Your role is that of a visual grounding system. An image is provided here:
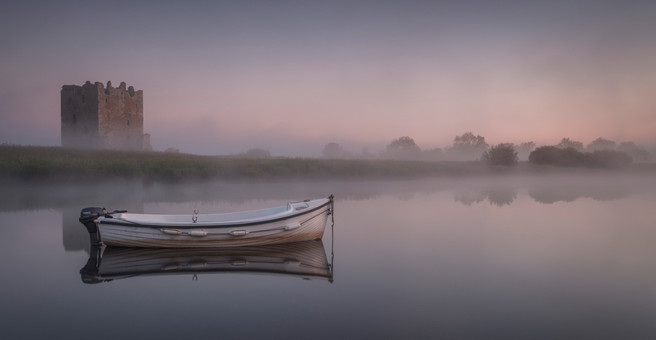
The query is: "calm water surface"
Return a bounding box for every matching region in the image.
[1,175,655,339]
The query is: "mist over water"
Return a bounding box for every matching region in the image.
[1,174,655,338]
[2,173,653,210]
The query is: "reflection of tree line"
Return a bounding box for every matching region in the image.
[453,188,517,207]
[0,178,645,251]
[0,180,461,212]
[2,179,644,213]
[527,185,632,204]
[453,184,632,206]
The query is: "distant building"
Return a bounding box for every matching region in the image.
[61,81,151,150]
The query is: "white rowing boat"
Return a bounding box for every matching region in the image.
[79,195,333,248]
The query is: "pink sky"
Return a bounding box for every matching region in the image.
[1,1,655,156]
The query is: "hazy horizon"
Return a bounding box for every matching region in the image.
[1,0,655,156]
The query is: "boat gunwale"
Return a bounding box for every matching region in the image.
[98,199,332,229]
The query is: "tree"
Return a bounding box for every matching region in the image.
[556,138,584,151]
[449,132,489,160]
[515,141,536,161]
[322,142,351,159]
[481,143,518,166]
[453,132,488,151]
[587,137,616,151]
[384,136,422,160]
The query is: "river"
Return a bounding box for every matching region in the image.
[1,174,655,339]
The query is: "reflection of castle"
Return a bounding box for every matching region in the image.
[61,81,151,150]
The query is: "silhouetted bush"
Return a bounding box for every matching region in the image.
[529,146,631,168]
[583,150,632,167]
[529,146,580,166]
[618,142,652,162]
[481,143,518,166]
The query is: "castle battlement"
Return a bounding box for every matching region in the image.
[61,81,150,150]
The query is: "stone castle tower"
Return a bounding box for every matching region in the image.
[61,81,151,150]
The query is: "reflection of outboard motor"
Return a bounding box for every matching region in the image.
[79,207,105,246]
[80,245,104,284]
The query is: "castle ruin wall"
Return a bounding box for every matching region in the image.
[61,81,147,150]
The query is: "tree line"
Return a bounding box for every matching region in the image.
[322,134,653,168]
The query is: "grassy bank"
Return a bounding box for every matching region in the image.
[0,145,484,181]
[1,145,653,182]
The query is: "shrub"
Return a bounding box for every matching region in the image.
[529,146,632,168]
[583,150,632,168]
[529,147,576,166]
[618,142,652,162]
[481,143,518,166]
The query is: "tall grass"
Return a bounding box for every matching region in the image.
[1,145,650,182]
[0,145,496,182]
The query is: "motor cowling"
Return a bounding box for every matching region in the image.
[79,207,105,245]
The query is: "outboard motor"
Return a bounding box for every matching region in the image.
[79,207,105,246]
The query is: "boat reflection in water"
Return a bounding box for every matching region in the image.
[81,239,334,284]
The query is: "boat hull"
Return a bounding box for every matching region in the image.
[92,197,332,248]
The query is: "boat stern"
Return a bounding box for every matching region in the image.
[79,207,105,246]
